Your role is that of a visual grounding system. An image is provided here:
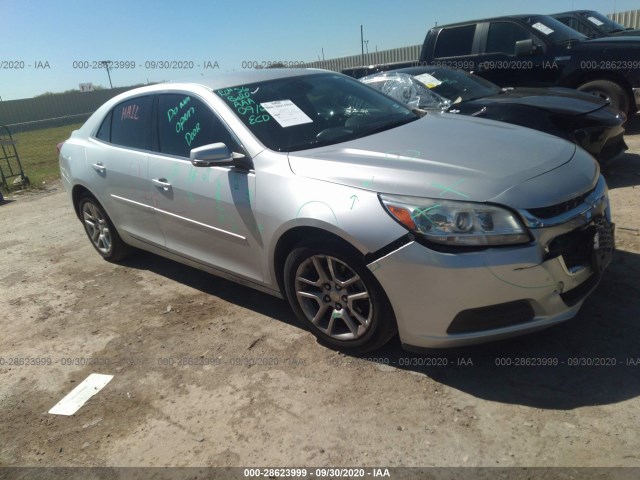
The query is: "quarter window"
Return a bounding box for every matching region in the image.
[486,22,533,54]
[158,94,239,158]
[95,111,112,142]
[110,96,153,150]
[434,25,476,58]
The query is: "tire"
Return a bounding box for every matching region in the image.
[78,194,130,262]
[284,239,397,352]
[577,80,631,115]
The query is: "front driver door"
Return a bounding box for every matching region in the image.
[477,21,558,87]
[148,92,264,282]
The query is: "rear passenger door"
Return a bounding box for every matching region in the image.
[86,95,163,247]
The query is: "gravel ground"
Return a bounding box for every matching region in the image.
[0,116,639,473]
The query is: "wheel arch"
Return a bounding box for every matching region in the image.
[272,226,366,297]
[275,225,399,351]
[566,70,635,112]
[71,184,94,219]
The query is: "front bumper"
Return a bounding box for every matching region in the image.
[369,176,613,350]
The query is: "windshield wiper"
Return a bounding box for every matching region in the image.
[350,116,420,140]
[558,37,584,45]
[285,138,342,152]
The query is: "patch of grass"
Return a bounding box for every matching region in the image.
[1,123,84,191]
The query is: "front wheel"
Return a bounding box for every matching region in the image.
[284,239,396,352]
[577,80,631,115]
[78,194,130,262]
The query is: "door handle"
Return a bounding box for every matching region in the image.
[92,162,106,173]
[152,178,172,190]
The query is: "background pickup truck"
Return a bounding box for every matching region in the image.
[344,14,640,115]
[550,10,640,38]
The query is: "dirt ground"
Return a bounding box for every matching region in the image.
[1,116,639,472]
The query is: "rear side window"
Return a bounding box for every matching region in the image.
[110,96,153,150]
[486,22,533,54]
[157,93,239,158]
[95,111,112,142]
[434,25,476,58]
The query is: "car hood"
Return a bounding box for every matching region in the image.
[471,87,609,115]
[574,36,640,49]
[288,113,578,203]
[612,29,640,37]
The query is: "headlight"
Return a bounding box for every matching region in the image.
[380,194,530,246]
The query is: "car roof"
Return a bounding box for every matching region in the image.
[117,68,332,97]
[550,10,597,16]
[434,14,552,28]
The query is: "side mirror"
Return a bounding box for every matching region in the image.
[514,39,535,56]
[190,142,247,168]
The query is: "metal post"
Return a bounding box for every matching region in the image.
[101,60,113,89]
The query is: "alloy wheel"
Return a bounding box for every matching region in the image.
[82,201,112,254]
[294,255,373,340]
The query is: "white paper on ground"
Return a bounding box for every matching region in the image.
[260,100,313,128]
[49,373,113,416]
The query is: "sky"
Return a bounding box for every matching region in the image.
[1,0,638,100]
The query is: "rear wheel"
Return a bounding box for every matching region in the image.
[78,194,130,262]
[577,79,631,115]
[284,239,396,352]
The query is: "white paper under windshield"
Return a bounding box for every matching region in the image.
[260,100,313,128]
[532,22,554,35]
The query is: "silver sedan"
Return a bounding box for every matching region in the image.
[59,69,614,352]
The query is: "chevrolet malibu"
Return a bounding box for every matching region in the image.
[59,69,614,352]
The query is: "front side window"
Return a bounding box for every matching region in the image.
[110,96,153,150]
[434,25,476,58]
[157,94,239,158]
[486,22,532,54]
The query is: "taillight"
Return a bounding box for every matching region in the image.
[56,142,64,153]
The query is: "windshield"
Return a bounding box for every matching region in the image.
[215,73,418,152]
[403,68,501,103]
[521,15,588,43]
[360,72,451,110]
[580,11,628,33]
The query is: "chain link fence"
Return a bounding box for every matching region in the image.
[0,119,87,193]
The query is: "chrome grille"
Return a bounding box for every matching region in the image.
[526,187,596,219]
